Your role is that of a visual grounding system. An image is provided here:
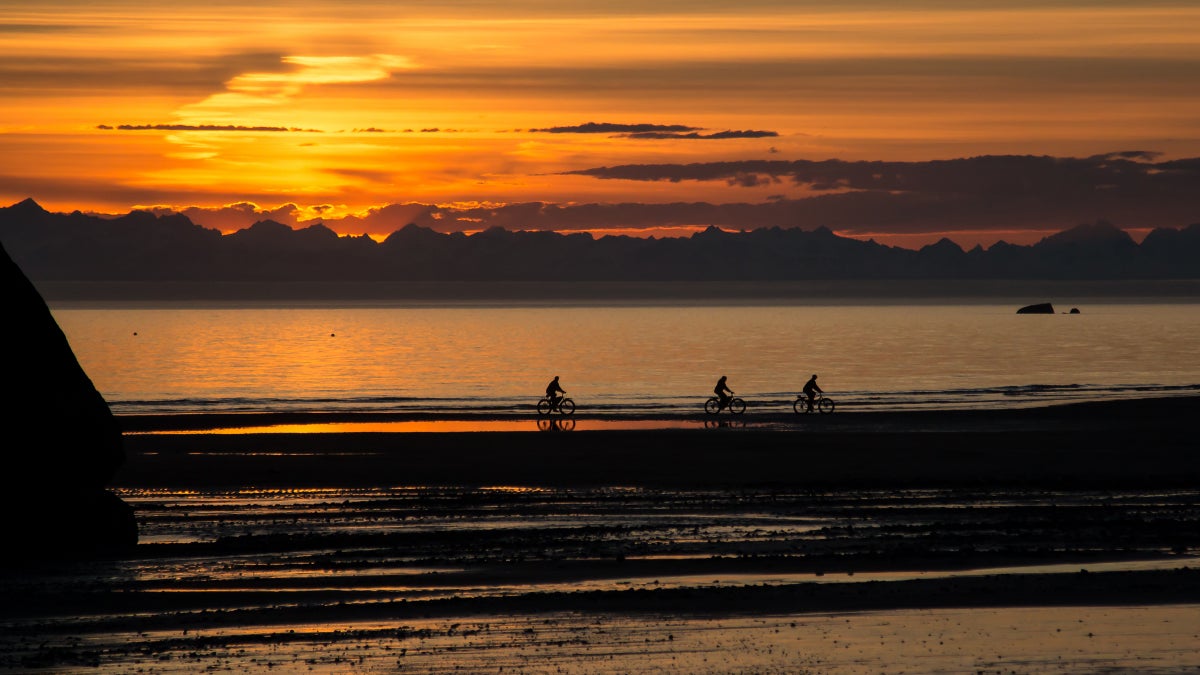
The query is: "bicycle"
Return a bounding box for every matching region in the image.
[705,394,746,415]
[793,391,835,414]
[536,394,576,416]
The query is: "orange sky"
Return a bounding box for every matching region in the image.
[2,1,1199,248]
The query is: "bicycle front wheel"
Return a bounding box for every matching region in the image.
[704,397,721,415]
[536,398,552,416]
[558,398,576,415]
[818,398,835,414]
[728,397,746,415]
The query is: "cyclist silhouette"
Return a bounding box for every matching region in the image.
[802,373,823,412]
[714,375,733,410]
[546,375,566,410]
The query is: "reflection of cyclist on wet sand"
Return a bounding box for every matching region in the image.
[803,373,823,412]
[714,375,733,410]
[546,376,565,409]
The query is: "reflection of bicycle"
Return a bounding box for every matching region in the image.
[705,395,746,415]
[537,395,576,416]
[793,391,835,414]
[538,418,576,432]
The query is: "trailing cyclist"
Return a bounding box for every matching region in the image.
[714,375,733,410]
[802,373,823,412]
[546,375,566,410]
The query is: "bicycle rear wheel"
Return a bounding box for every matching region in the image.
[728,397,746,415]
[704,397,721,415]
[793,397,811,414]
[536,398,552,416]
[818,398,835,414]
[558,398,576,415]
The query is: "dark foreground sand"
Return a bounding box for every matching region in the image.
[3,396,1198,673]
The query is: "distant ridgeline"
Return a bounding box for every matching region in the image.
[2,198,1198,283]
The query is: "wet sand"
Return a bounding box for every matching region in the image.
[3,396,1198,673]
[115,395,1200,489]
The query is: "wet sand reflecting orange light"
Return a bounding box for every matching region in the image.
[135,418,708,434]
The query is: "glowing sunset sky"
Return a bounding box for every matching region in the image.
[2,1,1199,247]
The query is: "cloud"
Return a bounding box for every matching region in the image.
[539,152,1199,238]
[13,151,1198,247]
[525,123,779,140]
[1091,150,1161,162]
[564,154,1199,198]
[0,22,83,35]
[135,203,306,232]
[530,122,701,134]
[624,130,779,140]
[0,174,312,214]
[0,52,288,97]
[303,203,441,235]
[177,54,416,121]
[137,201,444,236]
[99,124,323,132]
[325,168,396,184]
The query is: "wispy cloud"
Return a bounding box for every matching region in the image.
[624,130,778,140]
[99,124,322,132]
[527,123,778,140]
[177,54,417,121]
[0,52,287,96]
[530,122,701,134]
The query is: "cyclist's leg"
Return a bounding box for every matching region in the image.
[807,392,815,412]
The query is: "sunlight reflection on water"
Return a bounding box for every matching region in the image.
[51,301,1200,416]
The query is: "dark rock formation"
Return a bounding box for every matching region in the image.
[1069,307,1081,314]
[1017,302,1055,314]
[1,240,137,560]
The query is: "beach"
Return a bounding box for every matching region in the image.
[115,395,1200,489]
[3,396,1198,673]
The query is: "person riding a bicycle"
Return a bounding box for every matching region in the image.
[802,373,823,412]
[714,375,733,410]
[546,375,566,410]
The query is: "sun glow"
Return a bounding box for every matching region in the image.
[2,2,1199,243]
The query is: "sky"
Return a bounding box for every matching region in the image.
[2,0,1199,248]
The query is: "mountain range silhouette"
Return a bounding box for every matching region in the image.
[2,198,1197,286]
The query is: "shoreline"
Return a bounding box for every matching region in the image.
[116,393,1198,432]
[114,395,1200,489]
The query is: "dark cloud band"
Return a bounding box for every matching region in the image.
[624,130,778,140]
[530,122,701,133]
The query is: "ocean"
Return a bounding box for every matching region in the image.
[47,286,1200,417]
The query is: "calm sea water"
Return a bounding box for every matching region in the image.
[49,297,1200,416]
